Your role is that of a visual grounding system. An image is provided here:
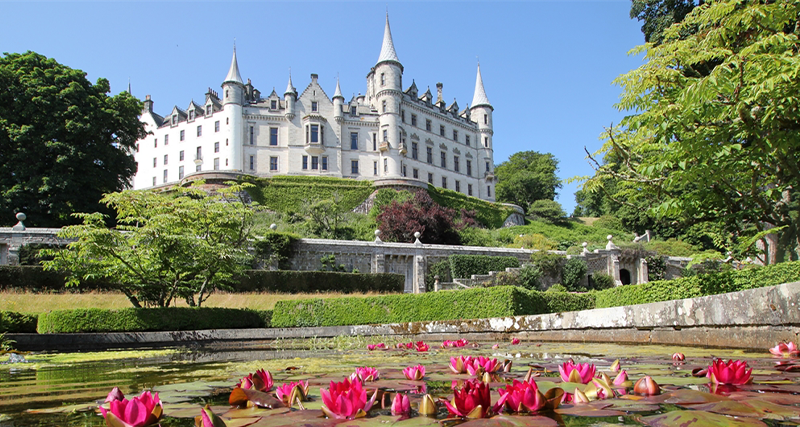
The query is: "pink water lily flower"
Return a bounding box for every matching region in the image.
[367,343,386,351]
[707,359,753,385]
[511,338,521,345]
[415,341,430,352]
[493,379,546,414]
[442,339,469,348]
[466,357,500,376]
[449,355,474,374]
[444,379,492,418]
[320,378,377,419]
[391,393,411,415]
[105,386,125,403]
[612,370,631,387]
[351,366,379,382]
[100,390,163,427]
[199,406,226,427]
[402,364,425,380]
[633,376,661,396]
[769,342,800,358]
[275,380,310,404]
[558,360,596,384]
[238,369,273,392]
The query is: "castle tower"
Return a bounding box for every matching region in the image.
[369,14,404,178]
[222,46,245,171]
[470,63,495,200]
[284,72,296,120]
[332,77,344,123]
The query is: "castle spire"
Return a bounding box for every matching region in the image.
[471,62,491,109]
[376,13,400,65]
[223,45,244,85]
[333,77,344,99]
[284,69,295,95]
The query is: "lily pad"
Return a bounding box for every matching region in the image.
[458,414,559,427]
[640,410,767,426]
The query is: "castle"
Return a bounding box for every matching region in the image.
[133,15,497,201]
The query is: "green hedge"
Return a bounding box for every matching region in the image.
[245,176,374,214]
[0,266,115,292]
[449,255,520,279]
[271,286,594,328]
[37,307,272,333]
[427,185,516,229]
[234,271,404,293]
[594,261,800,308]
[0,310,38,333]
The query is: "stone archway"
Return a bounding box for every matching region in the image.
[620,268,631,285]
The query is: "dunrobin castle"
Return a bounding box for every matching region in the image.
[133,15,497,201]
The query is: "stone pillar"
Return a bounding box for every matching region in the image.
[611,254,622,286]
[6,243,20,266]
[639,258,649,284]
[415,255,426,293]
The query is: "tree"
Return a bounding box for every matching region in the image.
[584,1,800,264]
[527,200,566,223]
[375,191,474,245]
[0,52,145,227]
[630,0,700,45]
[494,151,561,213]
[42,182,255,307]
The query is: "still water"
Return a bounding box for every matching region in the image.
[0,340,796,426]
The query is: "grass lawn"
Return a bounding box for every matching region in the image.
[0,290,387,314]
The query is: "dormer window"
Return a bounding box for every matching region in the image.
[189,111,195,120]
[206,105,212,115]
[271,100,277,109]
[172,115,177,125]
[351,106,357,116]
[311,101,318,112]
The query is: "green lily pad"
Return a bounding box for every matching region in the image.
[640,410,767,426]
[25,402,97,414]
[458,414,559,427]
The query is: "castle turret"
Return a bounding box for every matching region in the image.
[284,72,296,120]
[222,47,245,171]
[370,14,404,178]
[332,77,344,122]
[470,63,495,200]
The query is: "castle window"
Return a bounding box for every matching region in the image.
[380,73,385,86]
[484,114,488,124]
[164,135,169,145]
[196,146,202,160]
[402,164,407,177]
[412,142,418,160]
[153,177,156,186]
[215,121,220,132]
[454,156,460,173]
[226,90,229,99]
[322,156,328,170]
[172,116,177,125]
[302,155,308,170]
[351,160,359,175]
[163,169,168,183]
[225,159,228,166]
[163,154,168,165]
[428,173,433,184]
[455,181,461,192]
[214,142,219,153]
[439,125,445,137]
[154,138,157,148]
[249,155,254,170]
[271,100,277,109]
[465,135,470,146]
[401,110,405,123]
[250,126,254,145]
[441,176,447,189]
[206,105,212,115]
[372,134,377,151]
[484,136,489,147]
[307,125,320,143]
[350,132,358,150]
[486,161,490,172]
[373,161,378,176]
[453,129,458,141]
[383,158,388,173]
[153,157,157,167]
[382,100,386,113]
[180,150,184,161]
[196,164,201,172]
[180,130,185,141]
[226,118,229,125]
[214,158,220,170]
[426,147,432,164]
[426,119,431,132]
[487,185,491,197]
[197,125,202,137]
[467,159,472,176]
[468,184,473,196]
[178,166,184,180]
[411,114,417,127]
[311,156,318,170]
[311,101,318,112]
[440,152,446,168]
[351,106,357,115]
[383,129,388,142]
[189,111,195,120]
[270,156,278,171]
[413,168,418,179]
[270,128,278,146]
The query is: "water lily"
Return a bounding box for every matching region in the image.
[609,359,621,372]
[511,338,521,345]
[391,393,411,415]
[444,379,492,418]
[105,387,124,403]
[418,394,437,416]
[415,341,430,352]
[449,355,474,374]
[572,387,591,404]
[466,357,500,376]
[492,344,500,349]
[238,369,273,392]
[442,339,469,348]
[558,360,596,384]
[402,364,425,380]
[367,343,386,351]
[100,390,162,427]
[396,342,414,349]
[707,359,753,385]
[612,370,631,387]
[198,405,227,427]
[769,342,799,358]
[633,375,661,396]
[672,352,686,362]
[351,367,379,382]
[493,379,547,414]
[275,381,310,405]
[320,378,377,419]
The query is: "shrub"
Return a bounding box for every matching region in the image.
[589,273,614,290]
[253,232,299,269]
[271,286,594,328]
[646,256,667,281]
[495,220,626,248]
[518,265,542,290]
[528,200,566,223]
[593,215,623,231]
[562,258,588,291]
[644,239,699,257]
[37,307,272,333]
[245,176,374,214]
[594,260,800,308]
[529,251,564,282]
[425,260,452,290]
[376,191,466,244]
[546,283,568,293]
[369,189,414,218]
[426,185,516,229]
[457,227,497,247]
[234,271,404,293]
[0,266,114,292]
[0,311,38,333]
[509,233,557,250]
[449,255,520,279]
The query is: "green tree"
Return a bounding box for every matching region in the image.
[585,0,800,264]
[527,200,566,224]
[42,182,255,307]
[0,52,145,227]
[495,151,561,213]
[630,0,700,45]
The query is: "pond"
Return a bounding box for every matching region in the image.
[1,338,798,426]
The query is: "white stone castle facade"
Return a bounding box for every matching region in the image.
[133,16,497,201]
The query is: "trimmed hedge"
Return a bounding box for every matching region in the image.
[427,185,516,229]
[234,271,404,293]
[271,286,594,328]
[245,176,374,214]
[0,310,38,333]
[0,266,71,291]
[449,255,520,279]
[37,307,272,333]
[594,261,800,308]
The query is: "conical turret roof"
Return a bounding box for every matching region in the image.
[377,14,400,65]
[471,63,491,109]
[333,78,344,99]
[284,72,296,96]
[223,47,244,85]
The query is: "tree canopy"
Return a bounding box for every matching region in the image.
[42,182,255,307]
[0,52,145,227]
[630,0,700,45]
[494,151,561,213]
[583,0,800,264]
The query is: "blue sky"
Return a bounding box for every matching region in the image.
[2,1,646,214]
